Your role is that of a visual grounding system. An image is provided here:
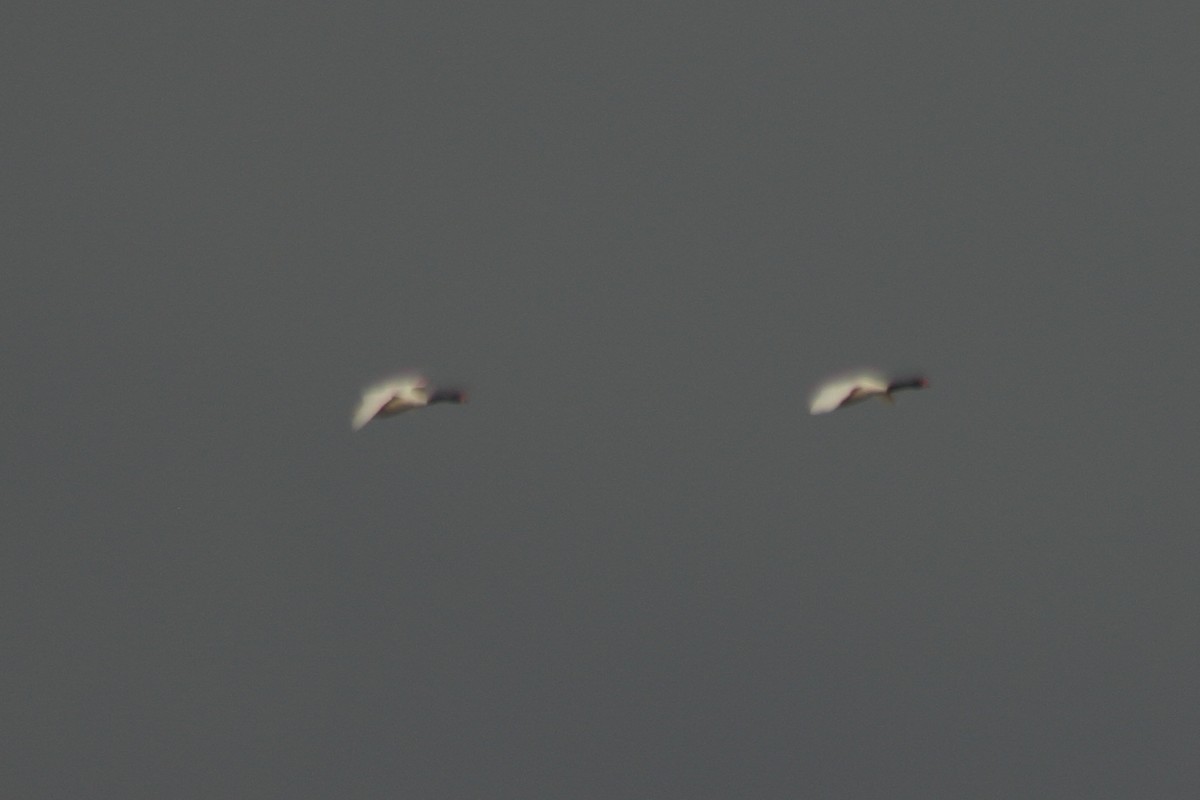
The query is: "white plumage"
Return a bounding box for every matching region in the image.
[809,370,928,415]
[352,374,466,430]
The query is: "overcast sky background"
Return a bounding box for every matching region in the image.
[5,3,1198,798]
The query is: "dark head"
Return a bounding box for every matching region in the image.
[887,376,929,393]
[427,388,468,405]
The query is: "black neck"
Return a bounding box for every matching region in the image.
[887,377,926,392]
[427,389,466,405]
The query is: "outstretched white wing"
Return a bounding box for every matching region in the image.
[809,371,888,414]
[352,385,400,430]
[351,375,429,430]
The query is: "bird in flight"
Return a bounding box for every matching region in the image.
[352,374,467,430]
[809,370,929,415]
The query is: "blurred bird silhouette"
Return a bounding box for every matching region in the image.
[809,370,928,415]
[352,374,467,430]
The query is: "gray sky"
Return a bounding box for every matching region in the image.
[5,3,1198,797]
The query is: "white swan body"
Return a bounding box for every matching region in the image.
[352,374,466,430]
[809,370,928,415]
